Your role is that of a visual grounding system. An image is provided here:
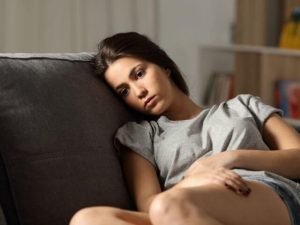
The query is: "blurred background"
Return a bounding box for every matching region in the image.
[0,0,300,128]
[0,0,235,104]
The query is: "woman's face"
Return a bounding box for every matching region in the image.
[104,57,175,115]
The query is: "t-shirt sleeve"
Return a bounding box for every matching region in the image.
[114,121,156,166]
[235,94,283,131]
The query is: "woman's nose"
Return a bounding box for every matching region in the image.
[132,84,147,99]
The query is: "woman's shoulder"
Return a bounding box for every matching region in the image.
[221,94,282,128]
[204,94,267,120]
[117,118,159,135]
[221,94,269,113]
[205,94,255,114]
[225,94,281,114]
[226,94,259,106]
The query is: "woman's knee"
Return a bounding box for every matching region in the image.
[149,189,204,224]
[69,206,120,225]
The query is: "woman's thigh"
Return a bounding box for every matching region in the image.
[168,180,291,225]
[70,206,151,225]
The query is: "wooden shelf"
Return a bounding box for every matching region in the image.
[204,1,300,129]
[200,44,300,127]
[200,44,300,106]
[201,44,300,57]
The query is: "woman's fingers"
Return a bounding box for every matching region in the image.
[224,179,251,196]
[186,166,252,197]
[214,168,251,196]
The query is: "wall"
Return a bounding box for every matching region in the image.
[158,0,235,104]
[0,0,235,104]
[0,0,158,52]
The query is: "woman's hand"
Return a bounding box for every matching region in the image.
[183,152,251,196]
[185,151,238,177]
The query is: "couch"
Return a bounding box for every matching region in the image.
[0,53,137,225]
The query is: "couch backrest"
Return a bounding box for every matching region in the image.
[0,53,135,225]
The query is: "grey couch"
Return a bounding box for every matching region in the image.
[0,53,137,225]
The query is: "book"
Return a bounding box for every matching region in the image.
[275,79,300,119]
[204,71,235,106]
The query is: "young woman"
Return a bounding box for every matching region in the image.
[70,32,300,225]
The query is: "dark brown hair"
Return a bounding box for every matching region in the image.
[95,32,189,95]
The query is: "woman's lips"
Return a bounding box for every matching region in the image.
[144,95,157,109]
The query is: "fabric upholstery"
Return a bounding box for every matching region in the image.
[0,53,135,225]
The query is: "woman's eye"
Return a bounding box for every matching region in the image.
[135,70,145,79]
[119,88,129,97]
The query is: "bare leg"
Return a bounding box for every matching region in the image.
[70,206,152,225]
[149,181,291,225]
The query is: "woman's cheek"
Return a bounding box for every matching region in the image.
[127,99,144,112]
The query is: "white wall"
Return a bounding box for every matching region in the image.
[0,0,235,104]
[157,0,235,104]
[0,0,158,52]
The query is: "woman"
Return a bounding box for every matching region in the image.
[70,32,300,225]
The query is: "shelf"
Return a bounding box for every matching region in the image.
[200,44,300,107]
[200,44,300,131]
[201,44,300,57]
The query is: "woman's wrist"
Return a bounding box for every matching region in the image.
[226,150,243,169]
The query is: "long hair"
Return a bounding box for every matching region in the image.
[95,32,189,95]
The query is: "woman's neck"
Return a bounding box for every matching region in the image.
[163,90,203,121]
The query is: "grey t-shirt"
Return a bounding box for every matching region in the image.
[115,94,300,202]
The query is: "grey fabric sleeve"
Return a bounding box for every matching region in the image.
[114,121,156,166]
[237,94,283,131]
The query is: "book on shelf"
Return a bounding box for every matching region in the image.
[204,71,235,106]
[275,79,300,119]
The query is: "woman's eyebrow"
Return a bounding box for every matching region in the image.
[114,64,142,90]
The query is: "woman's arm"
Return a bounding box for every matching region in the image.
[233,113,300,179]
[120,145,162,213]
[185,113,300,181]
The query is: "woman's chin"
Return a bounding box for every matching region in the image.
[132,100,166,116]
[140,106,164,116]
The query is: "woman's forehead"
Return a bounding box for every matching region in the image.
[104,57,144,85]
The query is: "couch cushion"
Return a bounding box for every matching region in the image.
[0,53,135,225]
